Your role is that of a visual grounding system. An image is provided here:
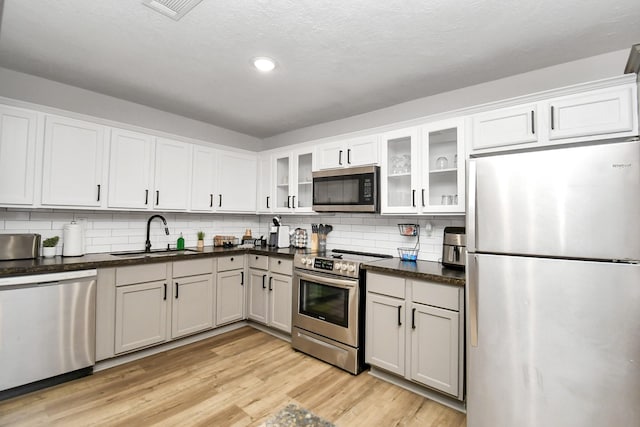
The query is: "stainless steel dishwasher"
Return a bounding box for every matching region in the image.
[0,269,97,399]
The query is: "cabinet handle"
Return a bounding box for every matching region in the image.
[262,274,266,289]
[163,283,167,300]
[230,257,234,261]
[338,150,343,166]
[287,195,291,208]
[145,189,149,205]
[266,196,270,209]
[397,305,402,326]
[156,190,159,205]
[240,271,244,285]
[421,189,425,207]
[292,195,296,208]
[218,194,222,207]
[550,106,555,130]
[175,282,179,299]
[531,110,535,134]
[97,184,101,202]
[269,276,273,291]
[411,307,416,329]
[256,256,259,260]
[347,148,351,164]
[412,189,416,207]
[210,194,213,207]
[278,260,281,265]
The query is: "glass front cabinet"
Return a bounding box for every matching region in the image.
[380,118,465,214]
[273,149,313,214]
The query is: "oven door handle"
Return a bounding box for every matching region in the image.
[294,270,357,289]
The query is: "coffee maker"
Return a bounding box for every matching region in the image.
[442,226,466,270]
[268,216,290,248]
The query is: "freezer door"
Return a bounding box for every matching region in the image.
[468,140,640,260]
[466,254,640,427]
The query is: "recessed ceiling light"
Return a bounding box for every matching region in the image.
[253,57,276,72]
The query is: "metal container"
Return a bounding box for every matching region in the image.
[0,234,41,260]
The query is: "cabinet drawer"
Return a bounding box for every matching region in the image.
[367,272,405,299]
[116,263,167,286]
[249,254,269,270]
[173,258,213,277]
[217,255,243,272]
[411,280,460,311]
[269,257,292,276]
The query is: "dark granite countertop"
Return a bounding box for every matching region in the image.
[0,246,308,278]
[362,258,465,286]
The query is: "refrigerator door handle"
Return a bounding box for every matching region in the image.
[467,159,477,252]
[469,254,479,347]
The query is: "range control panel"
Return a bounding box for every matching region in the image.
[294,255,359,278]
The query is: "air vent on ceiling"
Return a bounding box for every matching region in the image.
[142,0,204,21]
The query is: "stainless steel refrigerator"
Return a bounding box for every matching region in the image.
[466,138,640,427]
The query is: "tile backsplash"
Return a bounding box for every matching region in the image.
[0,209,464,261]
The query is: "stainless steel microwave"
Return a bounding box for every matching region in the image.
[312,165,379,212]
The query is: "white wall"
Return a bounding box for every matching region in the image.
[0,67,262,152]
[263,49,631,149]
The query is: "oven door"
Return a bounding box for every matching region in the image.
[293,269,359,347]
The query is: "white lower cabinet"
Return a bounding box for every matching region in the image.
[171,274,214,339]
[115,280,168,354]
[216,255,245,325]
[366,272,464,400]
[247,255,292,333]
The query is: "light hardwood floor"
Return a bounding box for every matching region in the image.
[0,327,466,426]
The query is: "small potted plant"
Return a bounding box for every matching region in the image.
[42,236,59,258]
[197,231,205,251]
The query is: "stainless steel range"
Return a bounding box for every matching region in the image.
[291,249,391,374]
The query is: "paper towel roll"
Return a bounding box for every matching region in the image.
[63,221,85,257]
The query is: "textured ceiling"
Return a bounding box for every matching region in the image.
[0,0,639,138]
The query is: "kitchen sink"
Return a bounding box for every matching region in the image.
[110,248,200,258]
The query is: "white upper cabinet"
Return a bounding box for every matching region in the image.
[216,150,257,212]
[273,148,313,214]
[381,119,465,214]
[190,145,217,212]
[547,85,635,140]
[108,128,154,210]
[41,115,108,207]
[314,135,378,170]
[256,152,273,213]
[470,76,638,154]
[153,137,192,211]
[0,106,37,206]
[472,103,538,150]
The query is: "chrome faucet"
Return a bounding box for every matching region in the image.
[145,215,170,252]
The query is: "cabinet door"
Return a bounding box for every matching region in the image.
[171,275,214,339]
[154,137,192,211]
[410,302,459,396]
[0,106,37,205]
[269,273,292,333]
[472,103,538,150]
[420,118,465,213]
[548,86,635,140]
[293,150,313,212]
[344,136,378,167]
[216,150,257,212]
[256,153,272,213]
[315,140,344,170]
[108,128,154,209]
[247,268,268,324]
[365,293,405,375]
[380,127,419,214]
[216,270,244,325]
[115,280,168,354]
[41,115,107,207]
[273,153,292,212]
[190,145,216,212]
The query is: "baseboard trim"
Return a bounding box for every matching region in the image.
[247,321,291,342]
[368,367,466,414]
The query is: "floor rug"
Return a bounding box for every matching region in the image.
[261,403,336,427]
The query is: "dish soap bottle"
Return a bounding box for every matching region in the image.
[177,233,185,250]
